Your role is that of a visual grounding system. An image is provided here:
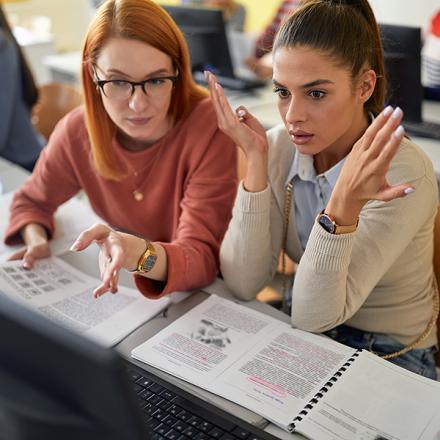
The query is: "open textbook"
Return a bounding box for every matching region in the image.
[0,193,102,261]
[0,256,170,347]
[131,295,440,440]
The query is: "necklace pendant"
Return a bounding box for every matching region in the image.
[133,190,143,201]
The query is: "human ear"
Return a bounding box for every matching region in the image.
[358,69,376,103]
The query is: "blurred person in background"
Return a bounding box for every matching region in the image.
[0,4,44,171]
[246,0,301,79]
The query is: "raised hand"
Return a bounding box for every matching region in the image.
[206,70,267,158]
[206,70,269,192]
[326,106,411,226]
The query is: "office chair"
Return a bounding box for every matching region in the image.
[32,82,83,141]
[432,205,440,368]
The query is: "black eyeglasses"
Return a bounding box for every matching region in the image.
[93,66,178,100]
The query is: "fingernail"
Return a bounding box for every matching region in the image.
[393,125,404,138]
[392,107,403,119]
[404,187,415,195]
[383,105,393,116]
[69,241,80,251]
[237,109,246,118]
[204,70,209,81]
[215,82,221,90]
[23,262,31,270]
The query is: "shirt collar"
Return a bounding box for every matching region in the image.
[286,151,315,183]
[286,150,345,190]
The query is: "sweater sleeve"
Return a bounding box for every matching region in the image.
[291,143,438,332]
[134,127,237,298]
[4,112,82,245]
[219,182,280,300]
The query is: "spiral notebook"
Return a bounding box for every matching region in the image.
[131,295,440,440]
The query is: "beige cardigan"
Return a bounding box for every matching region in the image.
[220,124,438,348]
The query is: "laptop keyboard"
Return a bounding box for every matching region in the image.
[403,120,440,140]
[126,364,279,440]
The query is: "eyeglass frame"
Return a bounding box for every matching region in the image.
[92,65,179,99]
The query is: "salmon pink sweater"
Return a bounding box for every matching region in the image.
[5,98,237,298]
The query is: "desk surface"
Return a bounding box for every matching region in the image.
[0,157,29,194]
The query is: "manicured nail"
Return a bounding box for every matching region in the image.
[404,187,415,195]
[393,125,404,138]
[383,105,393,116]
[392,107,403,119]
[69,241,81,251]
[237,109,246,118]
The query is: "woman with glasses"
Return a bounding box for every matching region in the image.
[4,0,237,300]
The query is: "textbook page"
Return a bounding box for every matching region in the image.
[131,295,355,431]
[0,257,170,347]
[0,193,102,261]
[296,350,440,440]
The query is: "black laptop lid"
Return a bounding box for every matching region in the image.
[163,5,235,78]
[380,24,423,123]
[0,293,151,440]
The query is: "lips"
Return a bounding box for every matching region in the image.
[127,117,151,126]
[289,129,314,145]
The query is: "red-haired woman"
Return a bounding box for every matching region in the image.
[5,0,237,299]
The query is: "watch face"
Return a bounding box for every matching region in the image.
[318,214,335,233]
[142,254,157,272]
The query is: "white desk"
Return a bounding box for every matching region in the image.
[14,27,56,86]
[0,157,29,194]
[43,51,81,84]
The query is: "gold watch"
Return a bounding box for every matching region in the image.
[316,209,358,235]
[130,242,158,273]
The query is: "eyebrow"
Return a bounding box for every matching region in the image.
[103,67,172,78]
[273,78,335,88]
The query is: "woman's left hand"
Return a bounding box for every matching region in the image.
[327,106,412,225]
[70,224,144,298]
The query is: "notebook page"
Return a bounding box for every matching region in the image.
[0,256,170,347]
[296,350,440,440]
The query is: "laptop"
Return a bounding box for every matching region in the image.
[163,5,266,92]
[380,23,440,140]
[0,292,279,440]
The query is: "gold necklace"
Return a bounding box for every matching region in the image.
[128,141,165,202]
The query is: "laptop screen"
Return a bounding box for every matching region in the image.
[163,5,235,78]
[380,24,423,123]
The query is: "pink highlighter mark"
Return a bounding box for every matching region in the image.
[247,376,287,398]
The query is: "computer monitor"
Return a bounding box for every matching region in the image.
[163,5,235,78]
[0,293,151,440]
[380,24,423,123]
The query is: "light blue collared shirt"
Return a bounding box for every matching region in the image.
[286,152,345,249]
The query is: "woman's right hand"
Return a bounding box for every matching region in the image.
[8,223,50,269]
[205,71,269,192]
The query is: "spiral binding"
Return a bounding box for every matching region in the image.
[288,350,362,432]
